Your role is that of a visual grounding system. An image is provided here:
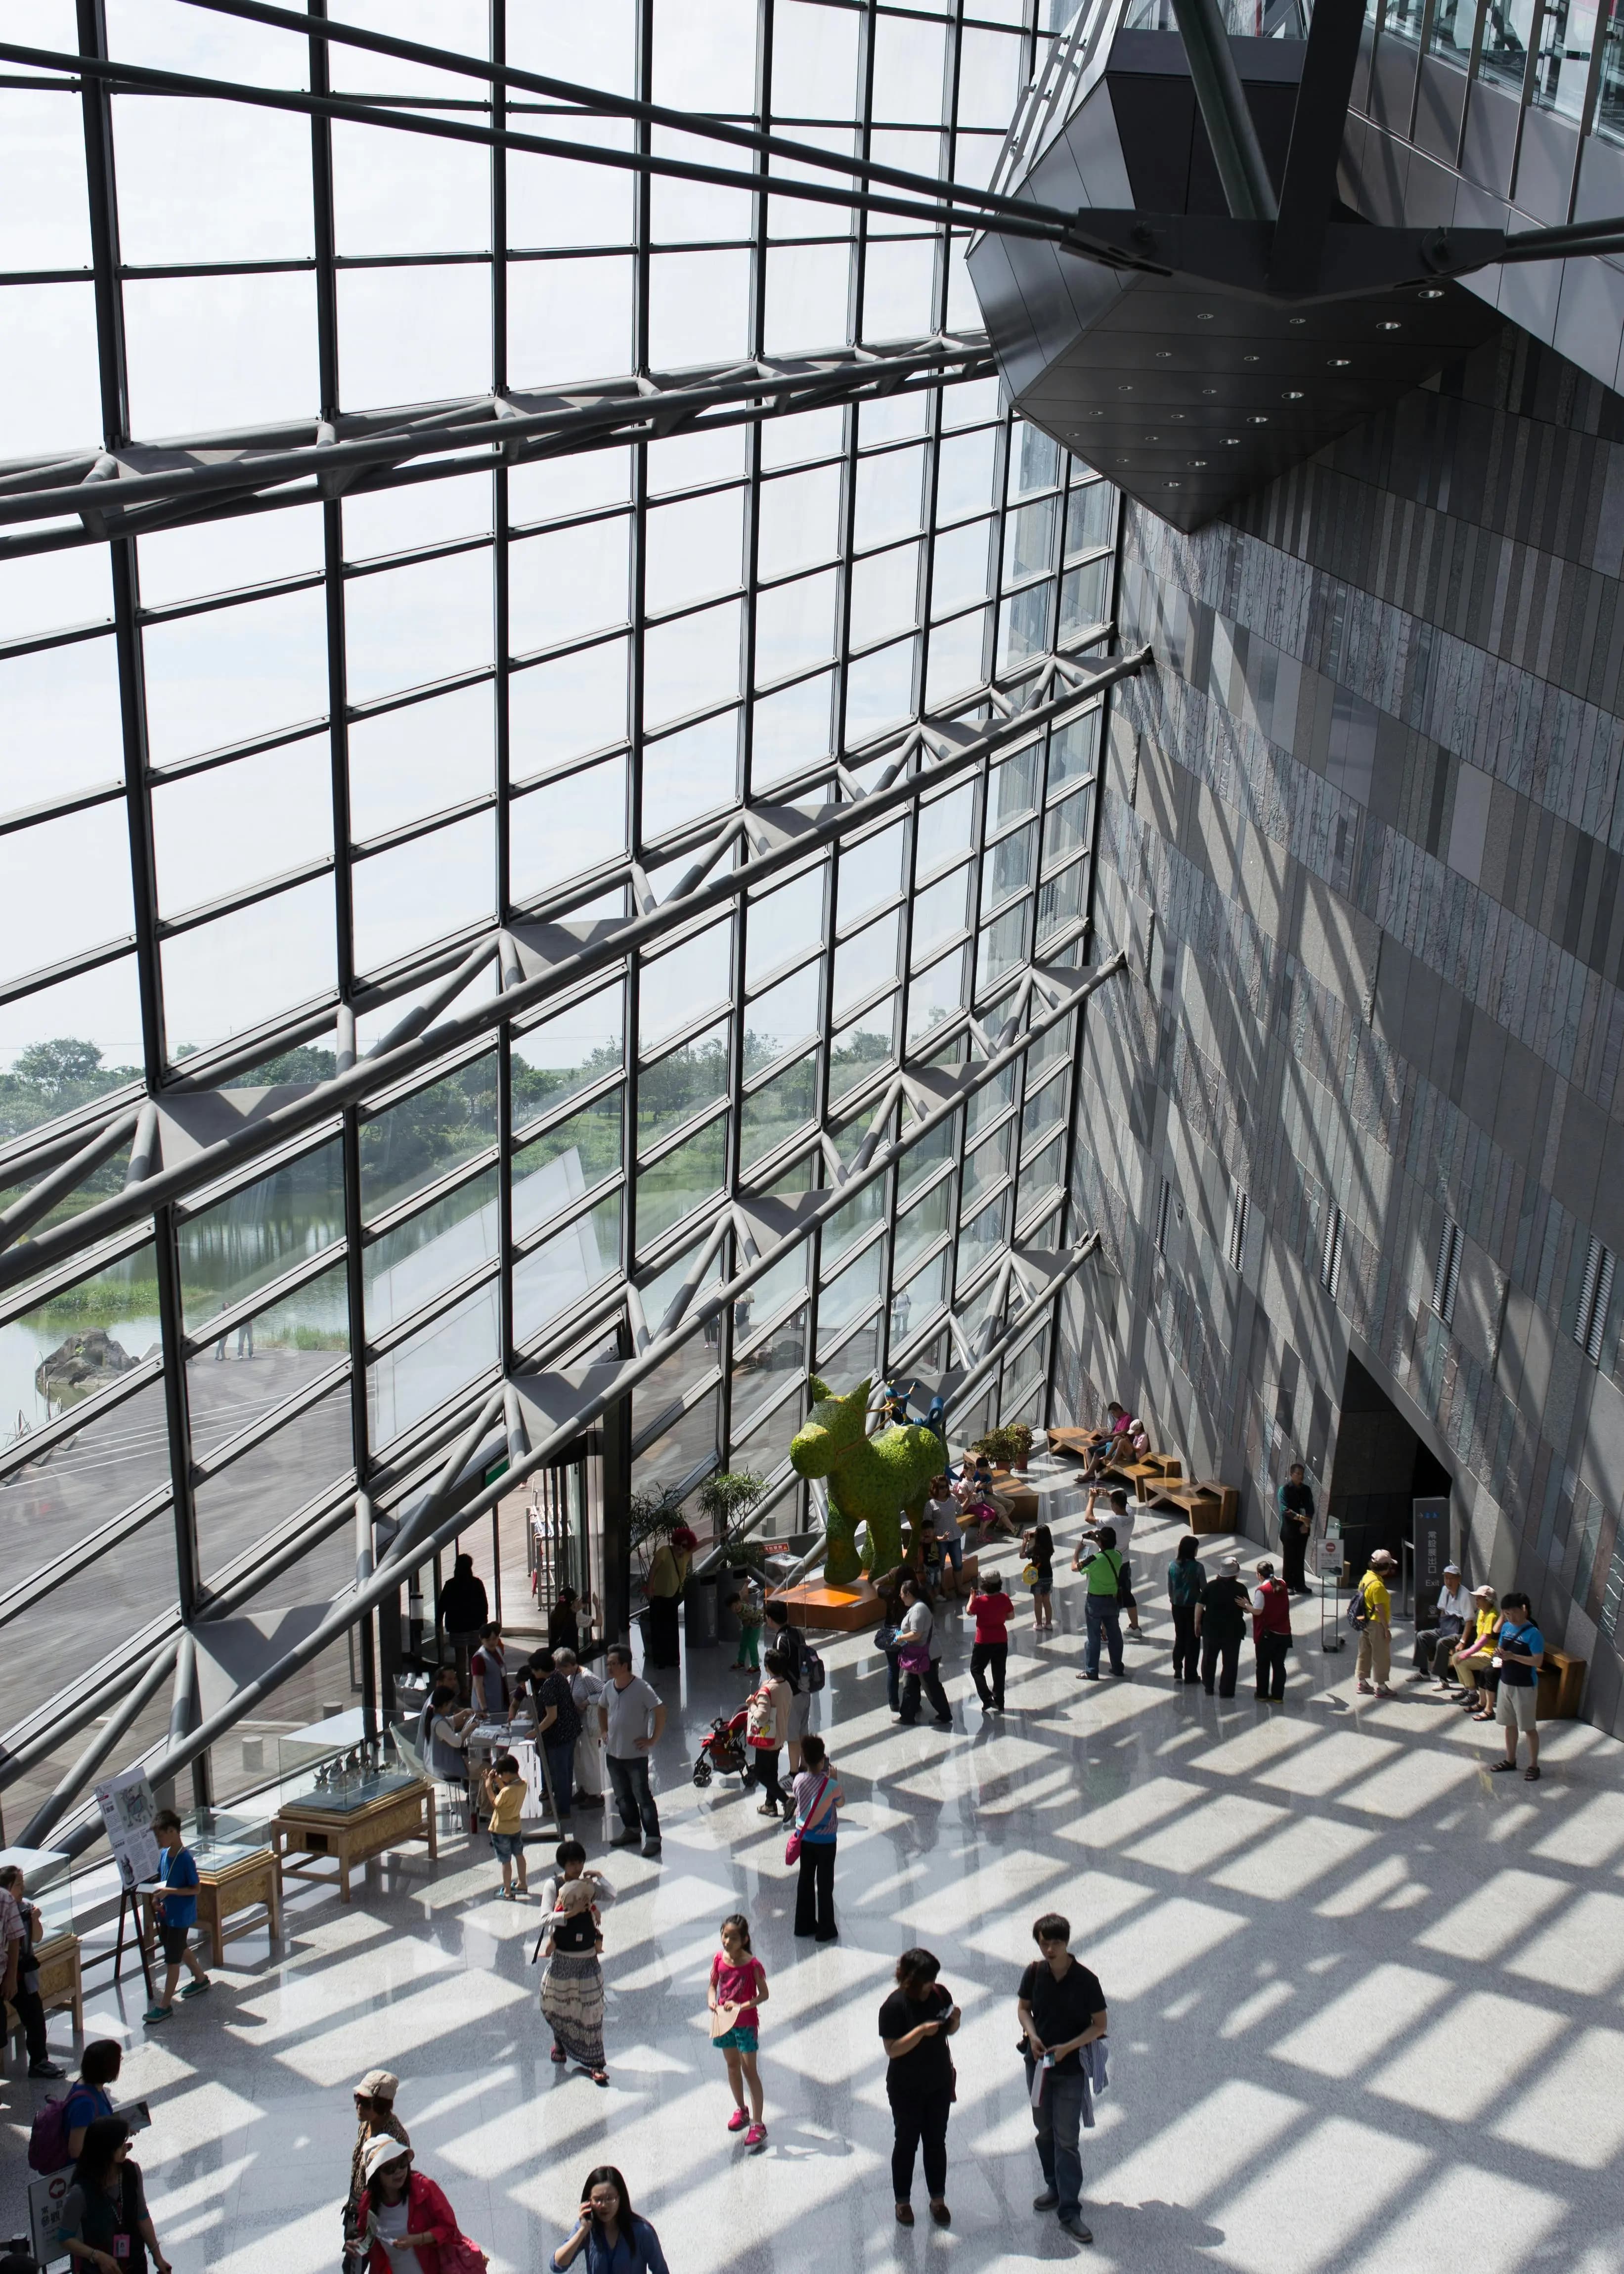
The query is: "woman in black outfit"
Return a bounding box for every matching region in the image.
[878,1947,961,2228]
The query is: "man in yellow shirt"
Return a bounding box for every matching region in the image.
[1355,1549,1397,1696]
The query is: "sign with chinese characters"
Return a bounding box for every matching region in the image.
[93,1763,162,1892]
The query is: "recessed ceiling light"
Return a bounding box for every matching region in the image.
[1288,316,1308,326]
[1378,320,1402,331]
[1166,480,1182,488]
[1196,312,1215,321]
[1328,356,1351,367]
[1243,353,1262,363]
[1118,383,1134,393]
[1201,387,1219,397]
[1418,287,1444,299]
[1223,436,1241,445]
[1189,459,1208,467]
[1155,350,1173,359]
[1248,414,1269,424]
[1282,390,1304,400]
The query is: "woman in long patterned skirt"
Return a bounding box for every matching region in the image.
[535,1842,613,2086]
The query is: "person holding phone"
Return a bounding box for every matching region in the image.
[550,2167,670,2274]
[1018,1913,1108,2244]
[878,1948,961,2227]
[1488,1591,1545,1782]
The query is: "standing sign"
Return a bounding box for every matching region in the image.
[29,2166,73,2265]
[1313,1514,1344,1578]
[93,1763,161,1891]
[1412,1496,1450,1624]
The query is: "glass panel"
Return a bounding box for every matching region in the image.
[931,516,995,617]
[829,995,895,1100]
[363,1055,498,1222]
[1003,495,1059,586]
[999,580,1053,668]
[977,901,1031,995]
[640,920,732,1049]
[631,1385,720,1501]
[745,1236,811,1322]
[1020,1131,1066,1205]
[0,639,123,827]
[1531,0,1600,110]
[964,1121,1014,1211]
[1038,859,1088,943]
[817,1306,881,1381]
[911,865,972,964]
[1477,0,1537,89]
[636,1116,727,1250]
[907,947,967,1044]
[968,1063,1017,1139]
[345,548,493,703]
[1046,784,1095,866]
[957,1191,1010,1283]
[730,1383,804,1481]
[1008,422,1061,501]
[758,465,843,579]
[838,823,906,926]
[349,684,494,842]
[178,1143,344,1336]
[162,876,337,1058]
[639,1020,731,1155]
[194,1382,354,1585]
[895,1177,953,1276]
[510,641,629,780]
[364,1170,498,1339]
[646,488,745,614]
[746,963,821,1068]
[890,1245,947,1344]
[351,811,496,977]
[511,984,624,1127]
[897,1107,956,1209]
[510,755,627,904]
[642,712,740,841]
[746,868,826,987]
[142,588,329,767]
[188,1261,349,1465]
[854,446,926,549]
[1061,557,1111,642]
[850,541,921,644]
[512,1092,624,1238]
[752,671,835,784]
[508,519,631,653]
[368,1279,500,1448]
[756,570,839,684]
[818,1239,884,1339]
[1,804,134,993]
[741,1051,818,1165]
[1049,708,1100,792]
[643,598,744,731]
[834,909,901,1015]
[1065,481,1115,556]
[732,1303,808,1431]
[823,1177,886,1273]
[513,1193,622,1345]
[981,818,1038,916]
[916,781,976,876]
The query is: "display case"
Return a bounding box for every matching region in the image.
[275,1708,422,1817]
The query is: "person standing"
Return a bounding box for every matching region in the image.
[896,1577,953,1726]
[1197,1555,1250,1698]
[925,1476,966,1597]
[535,1653,582,1824]
[1075,1492,1143,1636]
[63,2042,123,2164]
[1354,1549,1398,1698]
[643,1524,697,1670]
[417,1683,475,1825]
[535,1840,616,2083]
[1416,1561,1472,1683]
[345,2071,409,2266]
[0,1865,63,2076]
[967,1571,1013,1710]
[1076,1525,1127,1681]
[599,1645,664,1857]
[875,1571,908,1715]
[790,1734,841,1941]
[142,1811,211,2025]
[550,2168,670,2274]
[1017,1913,1107,2245]
[1023,1523,1055,1633]
[1250,1560,1292,1701]
[354,2139,468,2274]
[763,1600,812,1771]
[1488,1592,1545,1782]
[707,1913,769,2149]
[1276,1463,1315,1595]
[555,1650,606,1805]
[470,1624,509,1717]
[743,1650,793,1819]
[1167,1537,1204,1686]
[730,1569,765,1674]
[437,1553,488,1684]
[878,1948,960,2228]
[58,2118,172,2274]
[483,1754,529,1898]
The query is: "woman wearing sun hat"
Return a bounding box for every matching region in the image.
[345,2071,410,2265]
[354,2136,473,2274]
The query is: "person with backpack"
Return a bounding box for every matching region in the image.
[64,2042,123,2163]
[58,2117,171,2274]
[1075,1525,1128,1680]
[1197,1555,1250,1697]
[1352,1548,1398,1697]
[896,1577,953,1726]
[790,1734,842,1941]
[1166,1537,1204,1685]
[743,1649,794,1817]
[1251,1560,1293,1700]
[763,1599,820,1771]
[0,1864,62,2078]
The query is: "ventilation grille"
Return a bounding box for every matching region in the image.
[1433,1218,1461,1327]
[1319,1204,1345,1299]
[1576,1235,1616,1366]
[1227,1186,1249,1272]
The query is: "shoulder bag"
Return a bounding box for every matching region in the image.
[784,1773,831,1866]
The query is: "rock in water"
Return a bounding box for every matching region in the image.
[36,1329,135,1409]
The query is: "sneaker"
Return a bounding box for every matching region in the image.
[1033,2190,1060,2212]
[28,2059,65,2078]
[641,1840,662,1858]
[1374,1685,1394,1698]
[608,1829,640,1847]
[1059,2215,1094,2244]
[1356,1680,1373,1694]
[728,2107,749,2132]
[180,1978,212,1998]
[142,2005,173,2024]
[745,2121,767,2150]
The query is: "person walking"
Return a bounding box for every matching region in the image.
[897,1577,953,1726]
[1276,1463,1315,1596]
[1023,1523,1055,1633]
[1354,1549,1397,1697]
[0,1865,62,2077]
[743,1649,793,1818]
[707,1912,769,2150]
[599,1645,664,1857]
[1167,1537,1204,1686]
[967,1570,1014,1710]
[875,1570,908,1714]
[534,1653,582,1824]
[550,2168,670,2274]
[790,1734,841,1942]
[1018,1914,1108,2246]
[925,1475,966,1597]
[142,1811,211,2024]
[58,2118,172,2274]
[1198,1555,1250,1697]
[437,1553,488,1685]
[483,1754,530,1898]
[1251,1560,1293,1700]
[1076,1525,1127,1681]
[879,1948,961,2228]
[535,1846,611,2087]
[354,2138,470,2273]
[63,2042,123,2164]
[643,1524,697,1670]
[1415,1561,1472,1684]
[1488,1592,1545,1782]
[763,1600,813,1771]
[345,2071,409,2269]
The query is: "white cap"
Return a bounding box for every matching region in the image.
[1220,1554,1240,1573]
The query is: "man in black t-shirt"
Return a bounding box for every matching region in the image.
[1198,1555,1251,1697]
[1017,1912,1107,2243]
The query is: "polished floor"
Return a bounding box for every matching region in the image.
[5,1461,1624,2274]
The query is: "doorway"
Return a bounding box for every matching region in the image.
[1326,1354,1451,1579]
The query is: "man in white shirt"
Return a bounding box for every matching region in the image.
[897,1578,953,1727]
[599,1646,665,1857]
[1415,1562,1474,1685]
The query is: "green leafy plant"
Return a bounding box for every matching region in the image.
[972,1422,1032,1468]
[697,1470,768,1571]
[629,1482,689,1571]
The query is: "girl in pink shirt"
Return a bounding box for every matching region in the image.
[708,1912,770,2149]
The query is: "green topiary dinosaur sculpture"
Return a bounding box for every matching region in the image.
[790,1375,946,1586]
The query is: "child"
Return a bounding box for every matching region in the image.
[484,1752,529,1899]
[1022,1522,1054,1632]
[535,1843,613,2085]
[708,1912,769,2150]
[731,1571,765,1674]
[143,1809,211,2024]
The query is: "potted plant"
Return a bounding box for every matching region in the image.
[698,1471,768,1641]
[972,1424,1032,1471]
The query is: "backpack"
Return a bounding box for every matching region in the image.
[1347,1584,1372,1630]
[28,2093,71,2174]
[801,1641,827,1694]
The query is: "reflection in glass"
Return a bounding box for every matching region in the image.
[907,948,967,1043]
[368,1279,499,1449]
[639,920,732,1050]
[895,1177,952,1277]
[1049,708,1100,792]
[818,1238,884,1340]
[1476,0,1537,89]
[514,1194,621,1345]
[179,1142,344,1335]
[982,819,1038,917]
[741,1052,818,1165]
[1065,481,1114,556]
[513,1091,624,1239]
[977,901,1032,995]
[194,1381,354,1581]
[834,909,901,1015]
[829,995,895,1100]
[639,1021,730,1154]
[746,965,821,1069]
[730,1383,804,1481]
[891,1244,947,1344]
[363,1055,497,1222]
[731,1303,807,1433]
[637,1115,727,1250]
[512,984,624,1128]
[364,1168,498,1339]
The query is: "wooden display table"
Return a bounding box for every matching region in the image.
[1537,1650,1586,1720]
[142,1847,281,1969]
[273,1780,436,1905]
[767,1583,882,1633]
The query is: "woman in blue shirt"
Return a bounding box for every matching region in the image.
[64,2039,123,2162]
[551,2167,669,2274]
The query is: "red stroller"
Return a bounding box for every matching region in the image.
[693,1706,749,1786]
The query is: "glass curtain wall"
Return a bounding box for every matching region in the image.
[0,0,1120,1833]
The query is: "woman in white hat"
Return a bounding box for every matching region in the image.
[354,2137,467,2274]
[346,2071,409,2266]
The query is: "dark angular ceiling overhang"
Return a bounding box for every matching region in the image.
[968,24,1505,534]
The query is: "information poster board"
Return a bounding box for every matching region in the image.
[29,2165,73,2265]
[1313,1514,1343,1578]
[93,1763,161,1892]
[1412,1496,1450,1623]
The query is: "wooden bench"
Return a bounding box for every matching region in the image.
[1125,1456,1182,1501]
[1150,1480,1239,1535]
[1537,1650,1585,1720]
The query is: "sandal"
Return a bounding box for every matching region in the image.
[1491,1758,1518,1772]
[551,2045,568,2063]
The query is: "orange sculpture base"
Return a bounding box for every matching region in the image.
[766,1582,883,1632]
